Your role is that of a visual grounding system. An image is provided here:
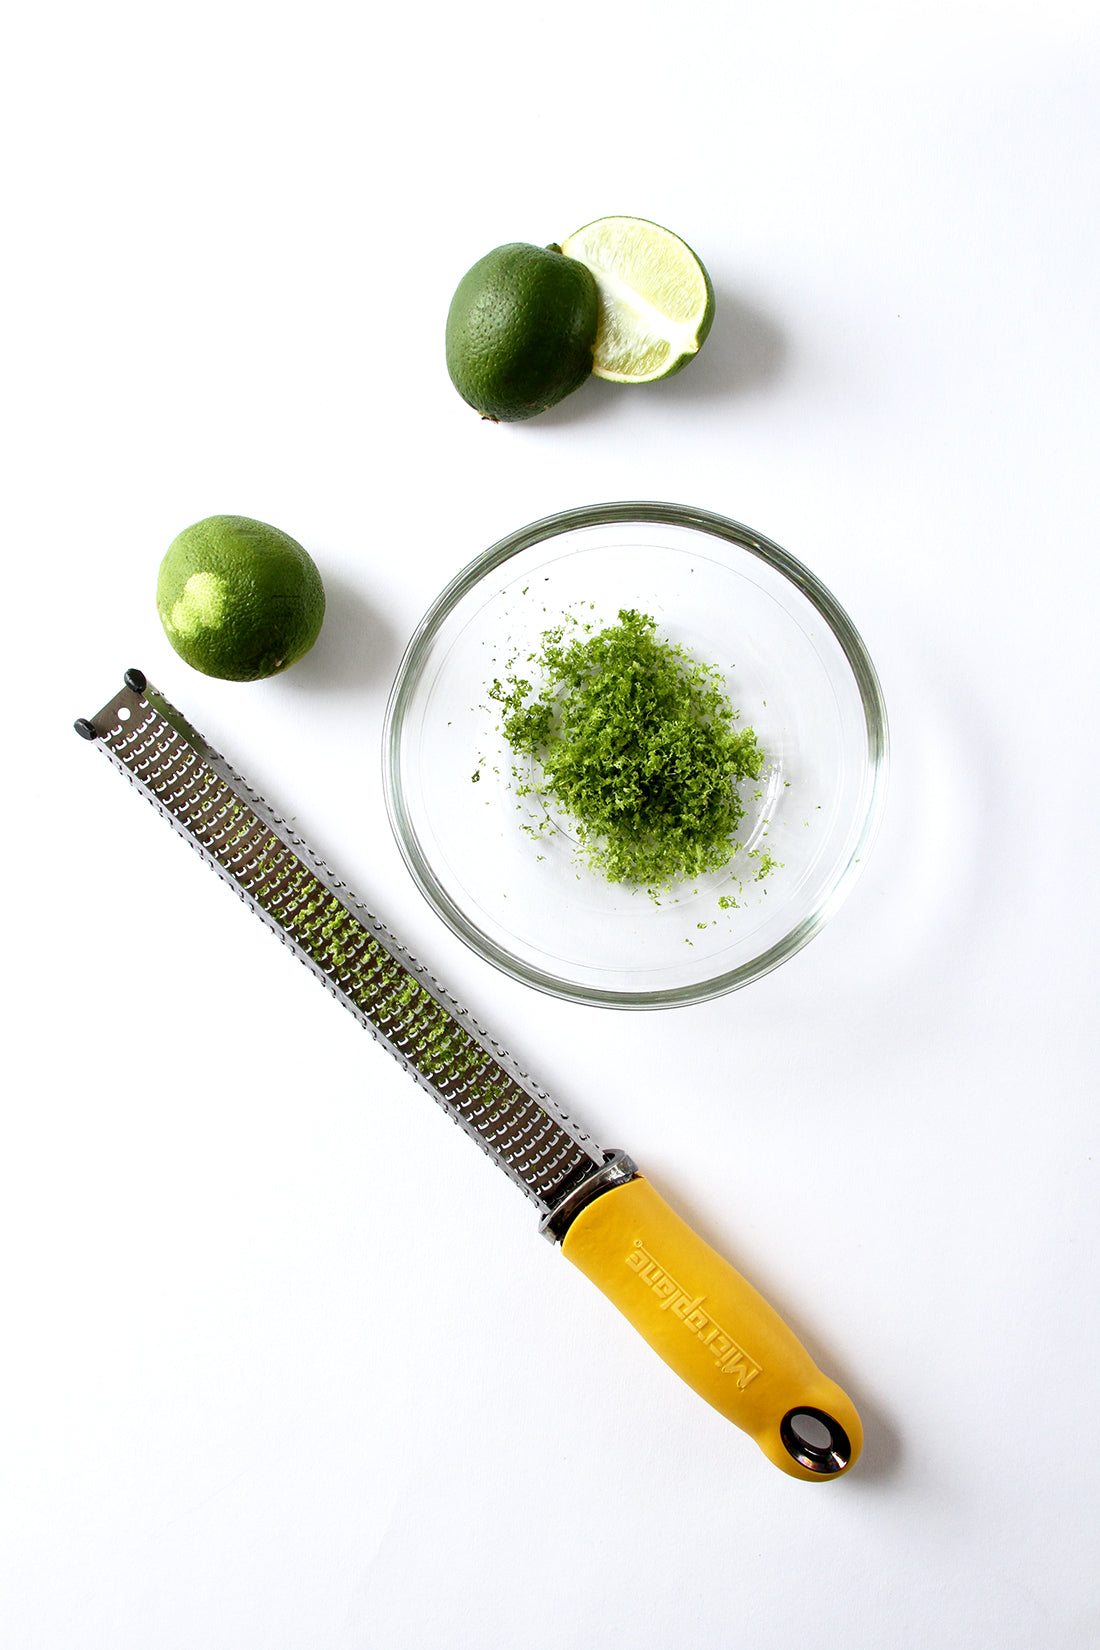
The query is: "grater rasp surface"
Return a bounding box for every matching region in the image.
[80,674,604,1214]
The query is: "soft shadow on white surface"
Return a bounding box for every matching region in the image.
[517,287,789,430]
[282,571,402,696]
[845,602,1026,1032]
[654,287,789,404]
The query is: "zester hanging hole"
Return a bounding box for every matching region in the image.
[779,1407,852,1474]
[118,706,131,721]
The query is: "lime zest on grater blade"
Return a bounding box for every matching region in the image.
[76,670,605,1216]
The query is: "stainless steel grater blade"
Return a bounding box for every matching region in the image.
[75,670,605,1216]
[76,669,865,1481]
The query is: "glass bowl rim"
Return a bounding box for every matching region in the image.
[383,500,889,1009]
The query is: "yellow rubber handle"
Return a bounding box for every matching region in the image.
[561,1176,862,1480]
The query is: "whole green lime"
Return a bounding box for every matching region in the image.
[156,514,325,681]
[445,243,599,421]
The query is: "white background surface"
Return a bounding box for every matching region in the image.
[4,3,1099,1646]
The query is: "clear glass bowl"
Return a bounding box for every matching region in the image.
[383,502,888,1009]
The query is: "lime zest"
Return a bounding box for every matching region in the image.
[492,608,764,893]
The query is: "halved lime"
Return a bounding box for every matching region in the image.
[560,216,715,383]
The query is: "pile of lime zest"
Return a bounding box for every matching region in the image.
[490,608,765,893]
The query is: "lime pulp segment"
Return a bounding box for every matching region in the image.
[561,216,714,383]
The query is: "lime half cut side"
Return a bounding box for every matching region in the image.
[560,216,715,383]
